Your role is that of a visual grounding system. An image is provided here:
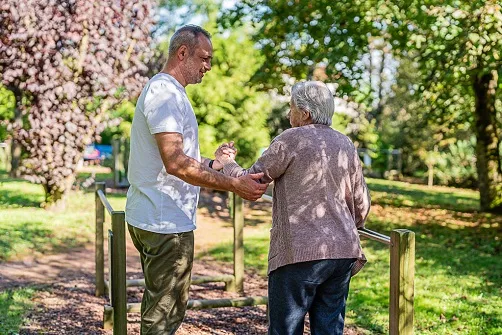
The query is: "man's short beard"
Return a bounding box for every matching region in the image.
[183,58,201,85]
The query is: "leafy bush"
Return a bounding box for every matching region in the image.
[434,138,478,188]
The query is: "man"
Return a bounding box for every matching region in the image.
[125,25,268,334]
[216,81,371,335]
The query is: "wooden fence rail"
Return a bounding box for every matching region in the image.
[95,183,267,333]
[95,182,414,334]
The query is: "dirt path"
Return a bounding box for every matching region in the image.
[4,250,270,335]
[0,192,362,334]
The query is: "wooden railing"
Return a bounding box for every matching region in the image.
[95,183,415,334]
[94,183,267,334]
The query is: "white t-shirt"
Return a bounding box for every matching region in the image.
[125,73,201,234]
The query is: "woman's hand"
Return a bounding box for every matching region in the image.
[215,141,237,165]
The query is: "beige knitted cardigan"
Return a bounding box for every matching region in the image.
[223,124,371,275]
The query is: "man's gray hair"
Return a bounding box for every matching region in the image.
[291,81,335,126]
[168,25,211,58]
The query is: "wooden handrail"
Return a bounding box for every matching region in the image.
[359,228,392,245]
[95,185,414,335]
[97,189,115,215]
[258,192,414,334]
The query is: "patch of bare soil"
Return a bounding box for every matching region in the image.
[1,190,363,334]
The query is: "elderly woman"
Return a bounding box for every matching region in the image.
[216,81,371,335]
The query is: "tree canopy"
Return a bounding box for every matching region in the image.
[222,0,502,212]
[0,0,155,207]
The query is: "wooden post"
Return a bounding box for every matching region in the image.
[105,230,114,330]
[123,139,130,186]
[95,182,106,297]
[228,191,234,219]
[397,149,403,175]
[111,211,127,334]
[103,306,113,330]
[390,229,415,335]
[228,193,244,294]
[108,230,113,302]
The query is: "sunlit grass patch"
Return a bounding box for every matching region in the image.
[196,229,270,276]
[367,178,479,212]
[0,287,35,334]
[0,172,500,334]
[0,175,127,261]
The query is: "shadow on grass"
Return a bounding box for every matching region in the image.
[366,214,501,283]
[75,171,114,182]
[0,185,43,209]
[198,210,501,333]
[0,222,85,262]
[368,181,479,213]
[358,215,502,333]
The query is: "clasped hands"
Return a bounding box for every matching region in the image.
[212,141,237,170]
[213,141,268,201]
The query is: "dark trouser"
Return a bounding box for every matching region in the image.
[268,258,356,335]
[128,225,194,335]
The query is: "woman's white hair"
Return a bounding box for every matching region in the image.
[291,81,335,126]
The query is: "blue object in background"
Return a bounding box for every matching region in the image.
[95,144,113,159]
[84,144,113,161]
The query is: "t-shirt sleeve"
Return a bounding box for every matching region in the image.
[143,84,184,135]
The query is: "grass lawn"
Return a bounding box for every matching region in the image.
[0,168,124,334]
[0,169,123,261]
[0,173,500,334]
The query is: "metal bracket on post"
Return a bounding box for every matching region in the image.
[389,229,415,335]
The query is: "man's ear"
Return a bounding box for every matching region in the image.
[177,45,188,60]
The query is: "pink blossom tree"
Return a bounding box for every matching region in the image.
[0,0,155,208]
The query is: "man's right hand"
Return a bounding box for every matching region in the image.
[233,172,268,201]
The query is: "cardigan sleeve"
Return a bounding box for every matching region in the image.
[351,150,371,228]
[222,138,290,184]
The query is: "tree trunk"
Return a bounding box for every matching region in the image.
[9,88,23,178]
[42,174,76,211]
[472,70,502,213]
[9,140,21,177]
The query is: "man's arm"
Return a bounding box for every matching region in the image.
[155,132,267,201]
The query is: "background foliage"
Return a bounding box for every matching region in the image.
[187,28,271,167]
[0,0,501,211]
[221,0,502,211]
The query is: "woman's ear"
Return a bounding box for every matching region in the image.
[301,110,311,121]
